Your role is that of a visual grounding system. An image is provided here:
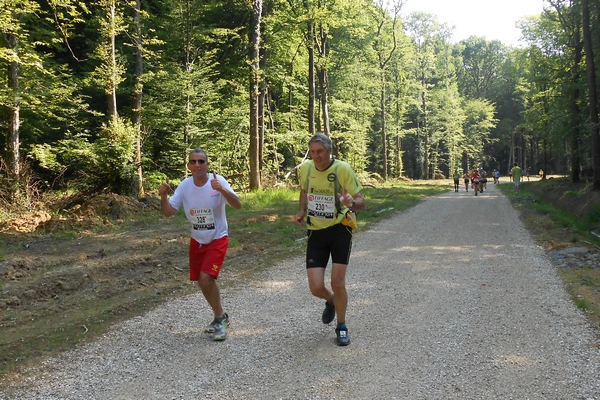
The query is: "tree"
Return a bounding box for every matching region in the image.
[403,11,452,179]
[457,37,507,100]
[1,1,40,181]
[546,0,585,182]
[582,0,600,190]
[371,0,404,180]
[249,0,263,190]
[131,0,144,196]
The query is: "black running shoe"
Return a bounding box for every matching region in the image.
[335,325,350,346]
[322,301,335,324]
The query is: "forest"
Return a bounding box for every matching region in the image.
[1,0,600,216]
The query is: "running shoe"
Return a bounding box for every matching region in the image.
[335,325,350,346]
[213,316,228,341]
[322,301,335,324]
[205,313,229,334]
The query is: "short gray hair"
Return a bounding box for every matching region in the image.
[189,148,208,162]
[308,133,332,152]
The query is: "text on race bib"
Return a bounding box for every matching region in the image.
[188,208,216,230]
[307,195,335,219]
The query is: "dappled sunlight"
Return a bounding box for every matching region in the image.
[493,354,535,368]
[353,297,376,307]
[260,280,295,289]
[169,326,205,335]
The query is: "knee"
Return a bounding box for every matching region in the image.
[309,282,326,297]
[198,273,215,290]
[331,278,346,294]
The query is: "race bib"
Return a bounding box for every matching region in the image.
[188,208,216,230]
[307,194,335,219]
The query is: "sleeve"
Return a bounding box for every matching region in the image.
[298,162,308,191]
[168,180,184,211]
[339,162,363,196]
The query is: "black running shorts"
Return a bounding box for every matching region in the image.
[306,223,353,268]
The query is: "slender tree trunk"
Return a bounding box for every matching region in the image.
[374,1,399,180]
[5,31,20,180]
[132,0,144,196]
[249,0,263,190]
[258,2,268,172]
[318,67,330,136]
[288,60,294,131]
[422,77,429,179]
[316,24,330,136]
[570,35,583,183]
[508,132,514,174]
[305,0,315,135]
[381,77,388,180]
[183,0,192,170]
[107,0,118,125]
[582,0,600,190]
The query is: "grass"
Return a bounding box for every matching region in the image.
[0,179,449,376]
[497,180,600,327]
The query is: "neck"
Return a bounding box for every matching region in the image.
[193,174,209,186]
[315,158,334,172]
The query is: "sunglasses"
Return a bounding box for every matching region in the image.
[188,159,206,164]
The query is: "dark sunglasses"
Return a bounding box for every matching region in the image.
[188,159,206,164]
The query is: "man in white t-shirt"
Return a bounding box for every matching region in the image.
[159,149,241,341]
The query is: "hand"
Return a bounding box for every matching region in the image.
[158,177,171,196]
[294,210,306,226]
[210,172,223,192]
[337,188,353,208]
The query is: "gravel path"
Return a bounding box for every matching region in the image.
[2,183,599,399]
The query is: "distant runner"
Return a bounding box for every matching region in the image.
[511,163,522,194]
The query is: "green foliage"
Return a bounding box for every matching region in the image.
[29,119,137,194]
[2,0,596,196]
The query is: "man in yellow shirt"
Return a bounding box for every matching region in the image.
[511,163,522,193]
[294,133,365,346]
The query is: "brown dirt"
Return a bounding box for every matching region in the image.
[0,193,266,374]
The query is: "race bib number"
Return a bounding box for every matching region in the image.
[307,195,335,219]
[188,208,215,230]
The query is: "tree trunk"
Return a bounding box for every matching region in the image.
[381,77,388,180]
[132,0,144,197]
[582,0,600,190]
[570,30,583,183]
[318,67,330,136]
[258,1,269,172]
[374,1,399,180]
[5,31,20,180]
[422,77,429,179]
[249,0,263,190]
[316,24,330,136]
[183,0,192,170]
[107,0,118,125]
[305,0,315,135]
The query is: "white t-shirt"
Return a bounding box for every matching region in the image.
[168,175,235,244]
